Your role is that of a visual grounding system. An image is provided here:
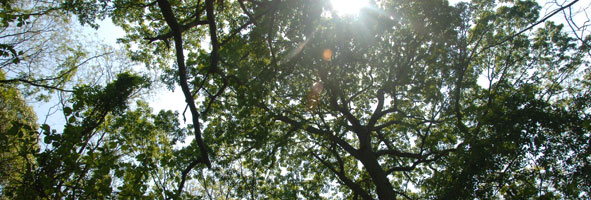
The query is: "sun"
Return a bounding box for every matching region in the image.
[330,0,369,16]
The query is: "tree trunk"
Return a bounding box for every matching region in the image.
[358,149,397,200]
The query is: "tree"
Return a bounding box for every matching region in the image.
[3,72,150,199]
[0,0,132,102]
[0,70,39,199]
[0,2,153,197]
[201,0,591,199]
[553,0,591,56]
[2,0,590,199]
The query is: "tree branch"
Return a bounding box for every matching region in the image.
[376,149,424,159]
[0,78,74,92]
[367,89,385,128]
[237,0,254,20]
[263,106,361,158]
[206,0,220,74]
[156,0,212,197]
[311,152,374,200]
[478,0,580,54]
[219,0,277,47]
[144,19,208,43]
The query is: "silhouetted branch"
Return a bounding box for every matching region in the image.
[156,0,212,198]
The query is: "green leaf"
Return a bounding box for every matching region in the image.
[41,124,51,135]
[63,107,73,116]
[68,116,77,124]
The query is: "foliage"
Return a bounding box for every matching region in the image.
[0,0,135,102]
[1,72,149,199]
[1,0,590,199]
[0,69,39,199]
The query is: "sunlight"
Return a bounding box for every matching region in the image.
[330,0,369,16]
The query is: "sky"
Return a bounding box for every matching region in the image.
[93,19,188,114]
[31,18,188,132]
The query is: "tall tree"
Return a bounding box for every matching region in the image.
[61,0,288,196]
[203,0,591,199]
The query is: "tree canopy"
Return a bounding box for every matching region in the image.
[1,0,590,199]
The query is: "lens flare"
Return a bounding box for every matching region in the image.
[322,48,333,61]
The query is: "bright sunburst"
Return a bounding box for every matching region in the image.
[330,0,369,16]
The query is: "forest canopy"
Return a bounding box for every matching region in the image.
[1,0,590,199]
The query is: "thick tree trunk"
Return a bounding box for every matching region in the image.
[359,149,397,200]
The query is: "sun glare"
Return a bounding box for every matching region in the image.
[330,0,369,16]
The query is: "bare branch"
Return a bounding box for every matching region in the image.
[0,78,73,92]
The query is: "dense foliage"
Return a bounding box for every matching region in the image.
[1,0,590,199]
[0,70,39,199]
